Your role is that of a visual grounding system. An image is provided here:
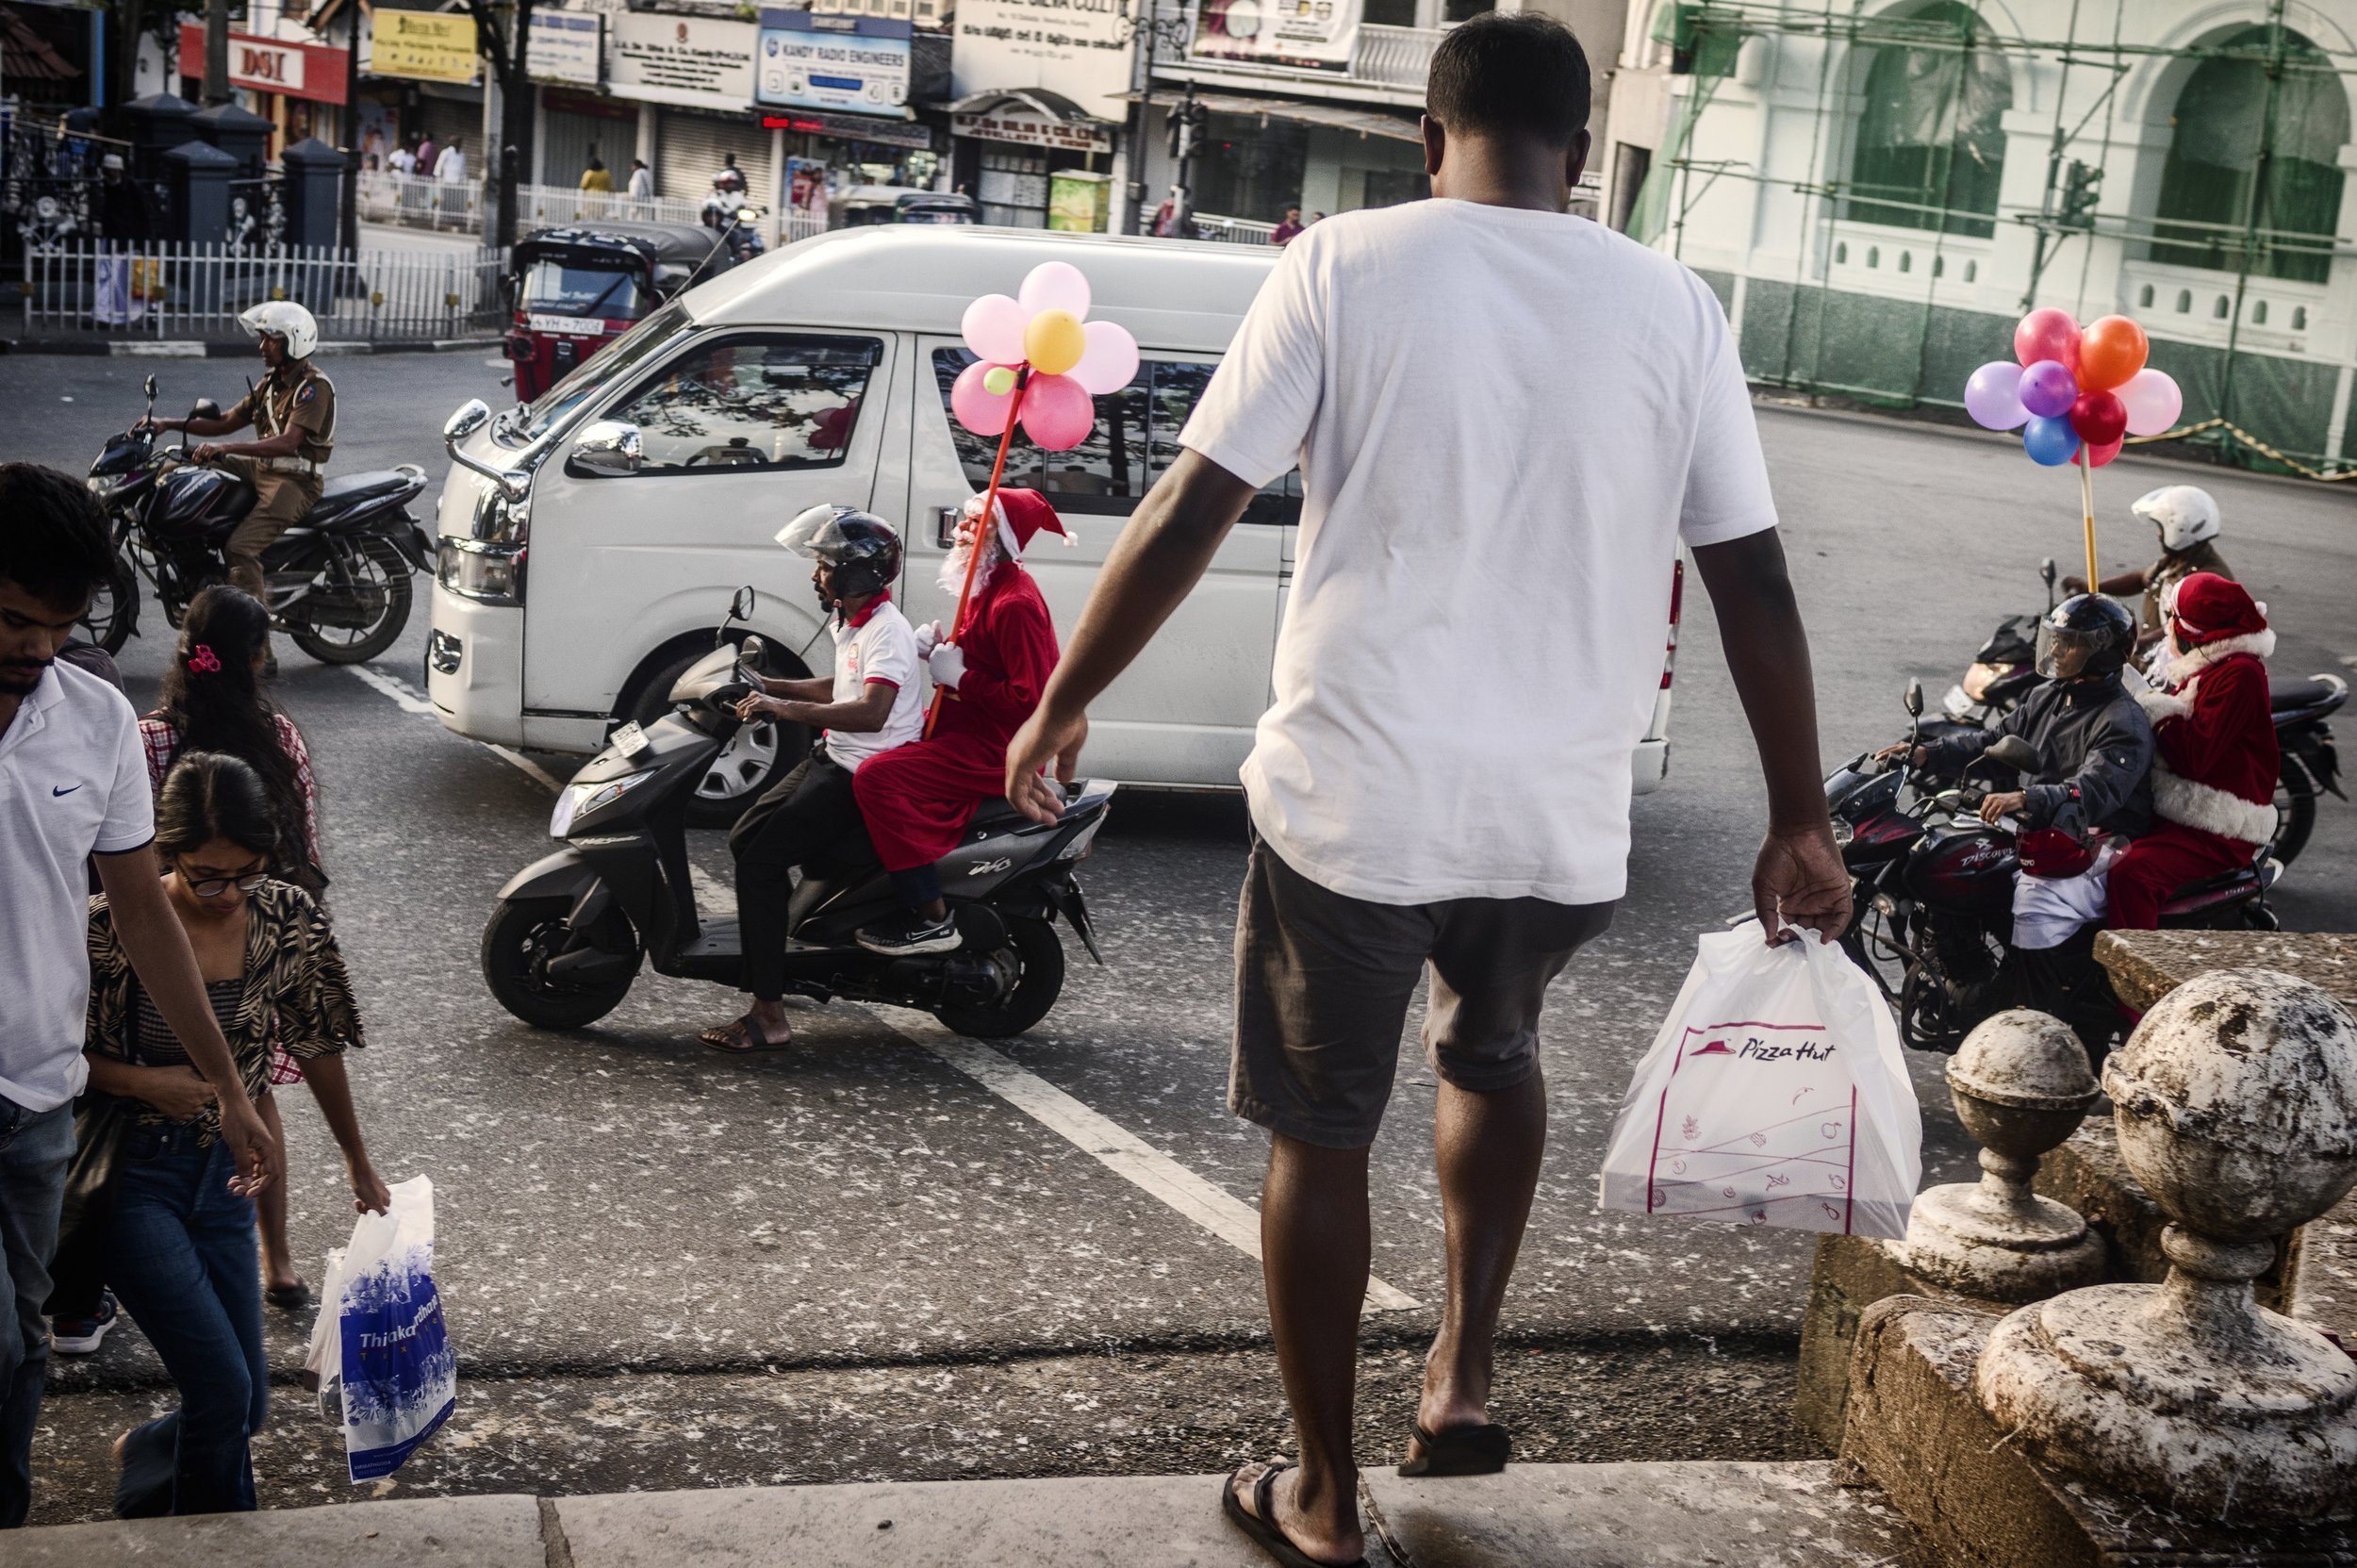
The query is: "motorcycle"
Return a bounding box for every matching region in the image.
[1829,679,2275,1054]
[79,375,434,665]
[481,588,1113,1038]
[1937,558,2345,867]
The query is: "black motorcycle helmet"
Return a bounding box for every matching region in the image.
[2034,593,2136,682]
[775,503,902,612]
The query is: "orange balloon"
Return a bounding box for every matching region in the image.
[2078,315,2149,393]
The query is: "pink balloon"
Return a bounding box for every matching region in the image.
[2014,307,2082,373]
[1018,261,1091,322]
[961,294,1027,365]
[950,360,1017,437]
[1963,360,2028,430]
[2118,367,2183,437]
[2086,436,2124,469]
[1071,320,1140,396]
[1019,372,1095,451]
[2019,359,2078,420]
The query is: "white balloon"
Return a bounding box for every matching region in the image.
[1071,320,1141,396]
[962,294,1028,365]
[1018,260,1091,322]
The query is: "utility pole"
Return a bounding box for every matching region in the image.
[339,0,363,260]
[203,0,231,104]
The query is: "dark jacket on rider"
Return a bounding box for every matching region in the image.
[1921,673,2155,839]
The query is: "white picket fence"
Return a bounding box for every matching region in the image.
[20,241,508,342]
[358,172,819,250]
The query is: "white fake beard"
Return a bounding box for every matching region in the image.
[937,532,1002,596]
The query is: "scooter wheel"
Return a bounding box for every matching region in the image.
[482,896,638,1030]
[932,916,1064,1039]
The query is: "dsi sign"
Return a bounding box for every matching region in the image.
[755,11,912,116]
[175,25,348,104]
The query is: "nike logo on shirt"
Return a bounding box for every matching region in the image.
[53,784,82,796]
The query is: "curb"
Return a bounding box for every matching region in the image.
[2,337,503,358]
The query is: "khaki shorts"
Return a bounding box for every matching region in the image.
[1229,837,1615,1149]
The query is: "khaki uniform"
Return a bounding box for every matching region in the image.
[220,362,337,602]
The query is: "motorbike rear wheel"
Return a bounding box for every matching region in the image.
[2269,759,2317,868]
[482,896,640,1030]
[80,554,140,655]
[289,535,411,665]
[932,916,1064,1039]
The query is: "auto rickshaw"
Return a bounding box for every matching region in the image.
[503,222,733,400]
[831,186,981,229]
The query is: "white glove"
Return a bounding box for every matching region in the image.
[928,640,965,691]
[912,620,943,659]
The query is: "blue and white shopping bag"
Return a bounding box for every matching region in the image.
[304,1176,456,1480]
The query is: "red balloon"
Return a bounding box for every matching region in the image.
[2087,436,2124,469]
[2014,306,2082,373]
[2068,389,2127,448]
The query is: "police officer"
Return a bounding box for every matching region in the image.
[142,302,337,668]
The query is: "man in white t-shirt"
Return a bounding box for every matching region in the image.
[699,505,921,1054]
[436,136,468,184]
[1003,15,1848,1562]
[0,466,281,1529]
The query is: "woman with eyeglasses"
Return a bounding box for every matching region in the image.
[80,751,385,1516]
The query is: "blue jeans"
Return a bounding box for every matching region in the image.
[0,1093,74,1529]
[106,1123,266,1517]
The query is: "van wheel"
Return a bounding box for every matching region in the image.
[482,896,639,1030]
[933,916,1064,1039]
[629,647,811,829]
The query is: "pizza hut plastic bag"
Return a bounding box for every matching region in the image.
[1597,930,1921,1240]
[301,1176,456,1480]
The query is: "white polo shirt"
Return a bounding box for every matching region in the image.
[823,595,921,771]
[0,659,155,1112]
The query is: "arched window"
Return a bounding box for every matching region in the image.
[1843,1,2013,239]
[2151,25,2349,284]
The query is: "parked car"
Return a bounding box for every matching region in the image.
[428,227,1684,821]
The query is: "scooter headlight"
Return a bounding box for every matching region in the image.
[551,768,655,837]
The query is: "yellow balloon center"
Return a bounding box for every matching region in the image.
[1024,310,1086,377]
[982,366,1018,397]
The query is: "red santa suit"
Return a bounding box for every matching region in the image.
[854,489,1066,873]
[2108,572,2279,930]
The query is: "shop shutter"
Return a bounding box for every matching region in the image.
[418,95,483,167]
[540,107,628,190]
[656,107,773,209]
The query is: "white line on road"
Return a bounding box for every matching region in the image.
[343,664,564,790]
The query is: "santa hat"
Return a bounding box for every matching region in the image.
[965,487,1075,558]
[2167,572,2266,647]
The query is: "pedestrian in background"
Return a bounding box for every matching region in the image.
[0,464,277,1530]
[415,134,438,179]
[627,157,653,205]
[580,156,613,194]
[83,751,379,1517]
[388,138,417,177]
[437,136,468,185]
[1272,206,1304,246]
[1003,15,1843,1564]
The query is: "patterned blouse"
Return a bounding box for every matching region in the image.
[85,880,364,1141]
[140,713,322,873]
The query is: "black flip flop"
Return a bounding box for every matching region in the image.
[1219,1464,1367,1568]
[265,1281,311,1312]
[698,1015,793,1054]
[1396,1421,1510,1477]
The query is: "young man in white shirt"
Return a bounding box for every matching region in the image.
[0,466,280,1528]
[699,506,921,1054]
[436,137,467,184]
[1002,15,1848,1563]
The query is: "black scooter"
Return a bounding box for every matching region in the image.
[482,589,1113,1038]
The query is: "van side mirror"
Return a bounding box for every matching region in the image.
[568,421,642,478]
[1904,678,1924,718]
[732,586,756,621]
[443,399,491,442]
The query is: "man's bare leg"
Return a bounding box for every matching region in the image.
[1230,1133,1369,1566]
[1409,1070,1547,1461]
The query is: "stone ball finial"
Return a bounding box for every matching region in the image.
[1975,969,2357,1523]
[1951,1008,2100,1112]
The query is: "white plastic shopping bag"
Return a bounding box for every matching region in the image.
[300,1176,455,1480]
[1598,931,1921,1240]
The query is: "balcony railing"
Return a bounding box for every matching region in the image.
[1350,25,1442,87]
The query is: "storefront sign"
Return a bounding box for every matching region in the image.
[609,13,758,112]
[952,107,1111,155]
[951,0,1133,123]
[756,11,910,116]
[1191,0,1356,74]
[371,9,482,84]
[759,110,936,150]
[528,11,603,87]
[176,25,350,104]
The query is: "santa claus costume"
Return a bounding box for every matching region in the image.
[2107,571,2279,930]
[852,487,1067,953]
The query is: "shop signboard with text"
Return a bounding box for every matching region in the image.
[528,12,603,87]
[177,25,350,103]
[756,11,911,116]
[609,13,758,112]
[951,0,1132,123]
[370,9,482,84]
[1191,0,1357,73]
[952,107,1111,155]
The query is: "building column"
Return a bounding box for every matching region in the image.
[636,101,656,169]
[531,87,547,187]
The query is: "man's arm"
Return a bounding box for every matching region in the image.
[1003,451,1262,819]
[743,679,897,734]
[1689,531,1852,944]
[759,674,835,704]
[192,424,304,464]
[92,849,280,1194]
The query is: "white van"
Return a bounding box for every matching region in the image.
[426,226,1682,818]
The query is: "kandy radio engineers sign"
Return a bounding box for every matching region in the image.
[757,11,911,115]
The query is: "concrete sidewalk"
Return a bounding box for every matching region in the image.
[6,1462,1928,1567]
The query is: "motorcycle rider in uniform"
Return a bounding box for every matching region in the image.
[140,302,336,673]
[1880,594,2154,1048]
[2060,485,2233,657]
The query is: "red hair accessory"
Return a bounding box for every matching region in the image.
[188,645,222,674]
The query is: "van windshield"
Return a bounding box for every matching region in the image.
[508,298,694,446]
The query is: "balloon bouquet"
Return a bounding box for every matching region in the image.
[1963,308,2183,589]
[932,260,1139,734]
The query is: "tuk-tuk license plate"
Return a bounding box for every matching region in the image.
[528,314,599,337]
[611,720,650,758]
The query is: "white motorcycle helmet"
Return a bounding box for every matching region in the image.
[2131,484,2220,553]
[239,300,319,360]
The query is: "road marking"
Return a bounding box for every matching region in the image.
[338,663,1422,1312]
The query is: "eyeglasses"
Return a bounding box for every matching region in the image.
[180,868,268,898]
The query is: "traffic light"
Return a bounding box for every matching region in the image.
[2060,160,2102,231]
[1167,100,1206,164]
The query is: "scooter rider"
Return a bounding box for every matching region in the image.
[2061,485,2233,655]
[698,505,922,1055]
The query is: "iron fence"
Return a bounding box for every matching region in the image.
[19,241,506,342]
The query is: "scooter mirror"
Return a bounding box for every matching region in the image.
[738,635,766,672]
[443,398,492,443]
[731,586,756,622]
[1904,677,1924,718]
[2040,557,2057,586]
[190,398,221,420]
[1986,734,2042,774]
[142,373,158,401]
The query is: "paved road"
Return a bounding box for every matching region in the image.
[9,351,2353,1522]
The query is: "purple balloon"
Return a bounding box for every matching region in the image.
[2019,359,2079,421]
[1963,360,2029,431]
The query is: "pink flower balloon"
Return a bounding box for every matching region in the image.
[1018,261,1091,322]
[2014,307,2082,374]
[950,360,1018,437]
[2118,367,2183,437]
[1071,320,1141,396]
[961,294,1027,366]
[1019,373,1095,451]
